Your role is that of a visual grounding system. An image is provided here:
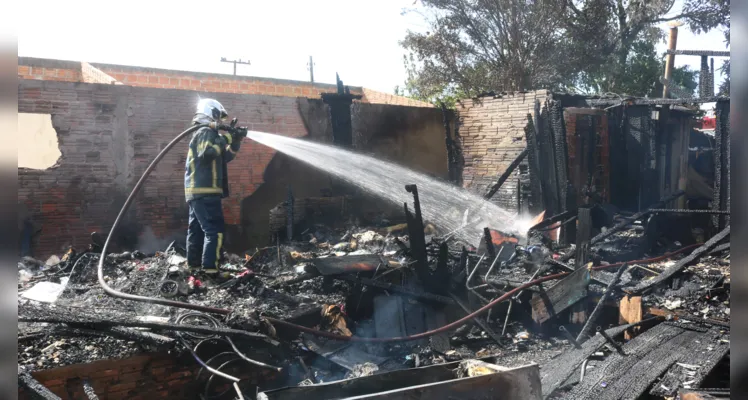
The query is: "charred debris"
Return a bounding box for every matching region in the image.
[18,97,730,399]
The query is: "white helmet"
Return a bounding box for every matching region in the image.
[193,98,228,124]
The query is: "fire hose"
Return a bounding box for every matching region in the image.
[264,242,702,342]
[95,122,703,340]
[96,122,232,315]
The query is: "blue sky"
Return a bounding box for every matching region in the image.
[16,0,728,94]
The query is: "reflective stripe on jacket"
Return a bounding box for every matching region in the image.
[184,126,241,201]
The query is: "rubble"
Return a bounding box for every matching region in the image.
[17,154,730,399]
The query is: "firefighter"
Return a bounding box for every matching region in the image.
[185,99,247,276]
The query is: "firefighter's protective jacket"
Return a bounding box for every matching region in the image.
[184,126,241,201]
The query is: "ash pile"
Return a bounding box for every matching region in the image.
[18,186,730,400]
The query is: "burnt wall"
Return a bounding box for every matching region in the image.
[350,102,452,219]
[456,91,551,213]
[18,80,448,258]
[18,79,307,258]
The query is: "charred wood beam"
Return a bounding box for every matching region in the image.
[550,99,570,245]
[47,325,175,346]
[559,191,686,263]
[404,184,434,291]
[483,227,496,259]
[484,148,528,200]
[440,102,459,185]
[286,186,294,241]
[586,96,726,107]
[530,266,591,324]
[558,325,582,349]
[17,316,270,341]
[524,113,544,212]
[576,264,627,343]
[536,100,561,216]
[631,226,730,294]
[649,208,730,214]
[575,207,592,268]
[596,326,625,355]
[18,366,61,400]
[666,49,730,57]
[713,100,730,229]
[709,243,730,255]
[335,274,454,304]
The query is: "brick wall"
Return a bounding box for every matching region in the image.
[19,353,198,400]
[18,79,307,258]
[456,90,551,211]
[81,62,122,85]
[19,350,279,400]
[96,63,364,97]
[361,88,434,108]
[17,58,81,82]
[18,57,365,98]
[18,57,429,107]
[18,79,449,259]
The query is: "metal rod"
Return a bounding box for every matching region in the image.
[226,337,283,372]
[596,326,625,355]
[580,358,590,382]
[502,265,543,335]
[466,254,487,290]
[501,300,513,336]
[577,264,628,343]
[180,337,241,382]
[559,325,583,349]
[484,249,504,281]
[449,293,503,346]
[234,383,245,400]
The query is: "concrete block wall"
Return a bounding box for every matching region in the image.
[456,90,550,211]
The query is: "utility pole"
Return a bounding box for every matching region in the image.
[662,22,681,98]
[307,56,315,83]
[220,57,251,76]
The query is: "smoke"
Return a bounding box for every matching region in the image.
[136,226,183,255]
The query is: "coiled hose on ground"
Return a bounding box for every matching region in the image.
[96,123,231,315]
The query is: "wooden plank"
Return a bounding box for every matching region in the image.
[566,322,728,400]
[599,329,702,400]
[650,326,730,397]
[540,324,634,398]
[631,226,730,293]
[566,323,685,399]
[312,255,383,276]
[531,265,591,324]
[619,295,642,340]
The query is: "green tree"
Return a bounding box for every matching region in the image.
[400,0,728,101]
[400,0,569,105]
[578,39,698,97]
